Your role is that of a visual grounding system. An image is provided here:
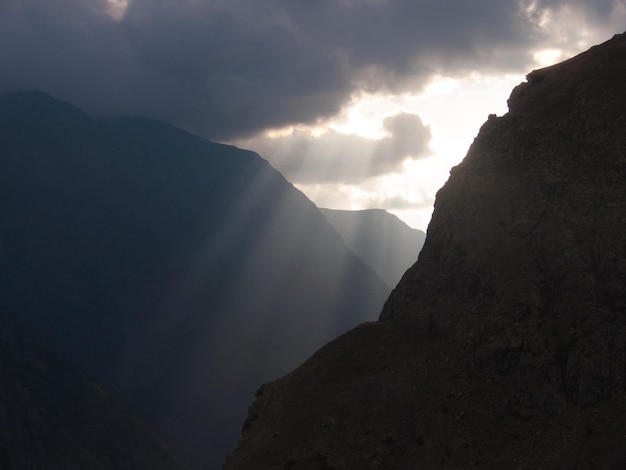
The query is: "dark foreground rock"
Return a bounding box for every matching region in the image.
[226,32,626,469]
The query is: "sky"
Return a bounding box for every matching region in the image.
[1,0,624,230]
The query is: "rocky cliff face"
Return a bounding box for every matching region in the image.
[226,32,626,469]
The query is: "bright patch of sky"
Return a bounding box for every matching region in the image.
[105,0,129,20]
[279,73,524,230]
[236,11,625,230]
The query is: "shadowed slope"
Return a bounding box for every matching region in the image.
[0,91,390,468]
[0,309,189,469]
[226,32,626,469]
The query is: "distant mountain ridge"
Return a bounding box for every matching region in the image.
[0,91,390,468]
[226,32,626,469]
[319,208,425,287]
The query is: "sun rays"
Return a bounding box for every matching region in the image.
[232,72,524,230]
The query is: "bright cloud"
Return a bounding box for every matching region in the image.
[239,71,525,229]
[237,112,432,184]
[105,0,129,20]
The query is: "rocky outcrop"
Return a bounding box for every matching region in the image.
[226,32,626,469]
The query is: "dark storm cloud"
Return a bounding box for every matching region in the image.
[243,112,431,184]
[0,0,621,140]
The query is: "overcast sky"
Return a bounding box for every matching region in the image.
[2,0,624,228]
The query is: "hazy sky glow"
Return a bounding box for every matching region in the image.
[1,0,624,228]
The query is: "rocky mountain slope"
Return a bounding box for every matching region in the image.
[226,32,626,469]
[0,91,390,468]
[319,208,426,288]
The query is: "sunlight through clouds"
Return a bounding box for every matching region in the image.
[236,112,432,185]
[105,0,129,20]
[3,0,624,231]
[237,72,524,230]
[524,0,626,64]
[239,3,625,231]
[533,48,567,67]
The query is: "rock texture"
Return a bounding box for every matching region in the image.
[320,208,426,288]
[226,33,626,469]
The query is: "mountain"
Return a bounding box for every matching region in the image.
[0,91,390,468]
[0,309,189,469]
[319,208,425,288]
[226,33,626,469]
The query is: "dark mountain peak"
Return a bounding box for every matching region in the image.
[1,90,263,164]
[0,89,70,107]
[0,91,390,467]
[0,90,89,123]
[227,33,626,469]
[506,31,626,119]
[381,30,626,323]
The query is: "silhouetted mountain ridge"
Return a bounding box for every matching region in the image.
[226,32,626,469]
[0,91,390,468]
